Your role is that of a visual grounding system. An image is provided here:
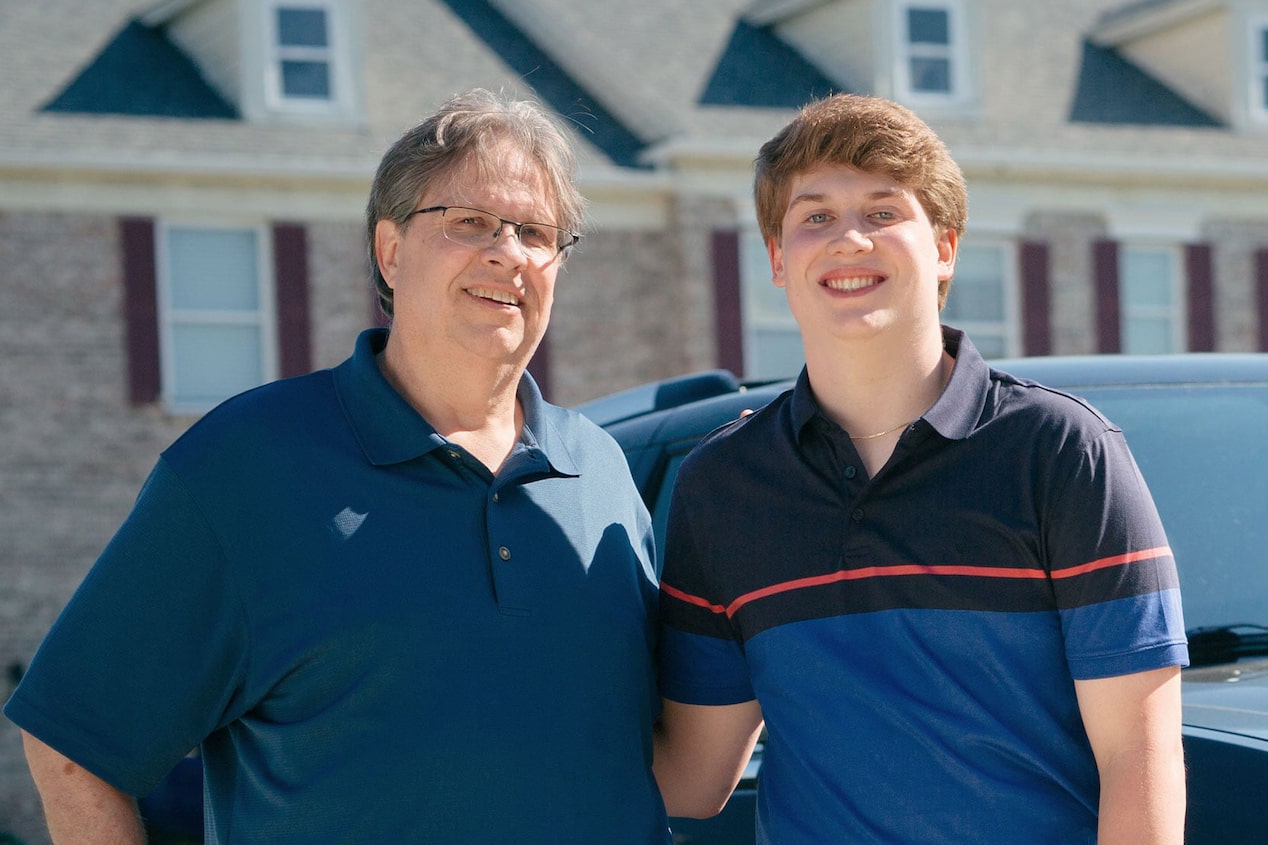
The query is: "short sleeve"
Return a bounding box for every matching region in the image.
[657,452,756,705]
[4,458,250,795]
[1043,429,1188,679]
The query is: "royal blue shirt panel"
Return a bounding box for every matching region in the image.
[658,327,1187,843]
[8,328,669,844]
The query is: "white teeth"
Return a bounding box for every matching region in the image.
[824,276,881,291]
[468,287,520,305]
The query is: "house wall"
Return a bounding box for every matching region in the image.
[0,211,192,845]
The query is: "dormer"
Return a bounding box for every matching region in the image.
[1089,0,1268,131]
[139,0,365,125]
[743,0,980,118]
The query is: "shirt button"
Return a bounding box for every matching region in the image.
[844,466,857,479]
[498,546,511,561]
[447,450,461,460]
[851,508,864,523]
[492,492,500,503]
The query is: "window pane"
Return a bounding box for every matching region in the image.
[168,229,259,311]
[170,324,264,406]
[281,60,331,98]
[1124,316,1173,354]
[277,8,328,47]
[908,8,950,44]
[751,328,804,380]
[1122,251,1173,308]
[748,276,792,322]
[944,246,1004,321]
[910,57,951,93]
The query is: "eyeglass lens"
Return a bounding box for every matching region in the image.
[441,207,570,256]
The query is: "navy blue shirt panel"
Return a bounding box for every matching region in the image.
[663,329,1181,646]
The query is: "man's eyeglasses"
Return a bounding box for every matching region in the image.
[410,206,579,262]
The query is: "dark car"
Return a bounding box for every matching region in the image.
[578,354,1268,845]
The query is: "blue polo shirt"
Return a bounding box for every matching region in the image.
[659,328,1187,844]
[7,328,670,844]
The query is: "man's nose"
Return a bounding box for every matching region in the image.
[828,220,872,250]
[487,222,528,258]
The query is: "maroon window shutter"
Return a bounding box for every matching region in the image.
[1185,243,1215,352]
[712,230,744,376]
[1019,241,1051,356]
[1093,239,1121,353]
[120,217,160,404]
[1257,248,1268,353]
[272,223,313,378]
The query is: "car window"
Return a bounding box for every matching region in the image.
[1073,383,1268,630]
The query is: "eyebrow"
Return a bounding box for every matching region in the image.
[788,187,910,209]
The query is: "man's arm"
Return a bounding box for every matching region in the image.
[653,698,764,818]
[21,730,145,844]
[1074,665,1185,845]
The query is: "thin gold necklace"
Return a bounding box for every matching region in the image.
[847,350,951,442]
[848,419,911,441]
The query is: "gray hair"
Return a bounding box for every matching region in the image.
[365,88,585,319]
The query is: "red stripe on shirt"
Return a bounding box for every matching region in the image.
[664,546,1173,619]
[1048,545,1172,579]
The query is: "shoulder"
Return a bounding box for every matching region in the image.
[677,389,795,487]
[984,366,1118,444]
[163,369,339,473]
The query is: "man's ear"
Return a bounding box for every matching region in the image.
[768,236,786,289]
[374,218,402,289]
[936,227,958,282]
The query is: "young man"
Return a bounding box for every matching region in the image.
[6,89,671,844]
[653,94,1188,844]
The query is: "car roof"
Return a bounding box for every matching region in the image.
[990,353,1268,389]
[584,353,1268,449]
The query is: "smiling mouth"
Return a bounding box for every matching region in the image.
[467,286,521,306]
[822,275,883,292]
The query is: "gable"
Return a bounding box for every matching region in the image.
[42,18,238,119]
[1069,39,1222,127]
[435,0,647,168]
[700,20,843,107]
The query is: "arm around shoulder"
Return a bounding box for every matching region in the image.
[653,698,764,818]
[21,730,146,844]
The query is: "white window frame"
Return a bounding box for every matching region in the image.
[739,226,803,380]
[942,238,1020,359]
[157,221,278,414]
[1119,244,1186,354]
[1250,14,1268,126]
[262,0,347,115]
[892,0,971,107]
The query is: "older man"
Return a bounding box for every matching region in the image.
[7,88,670,844]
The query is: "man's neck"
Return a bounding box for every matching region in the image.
[378,336,526,472]
[804,326,950,443]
